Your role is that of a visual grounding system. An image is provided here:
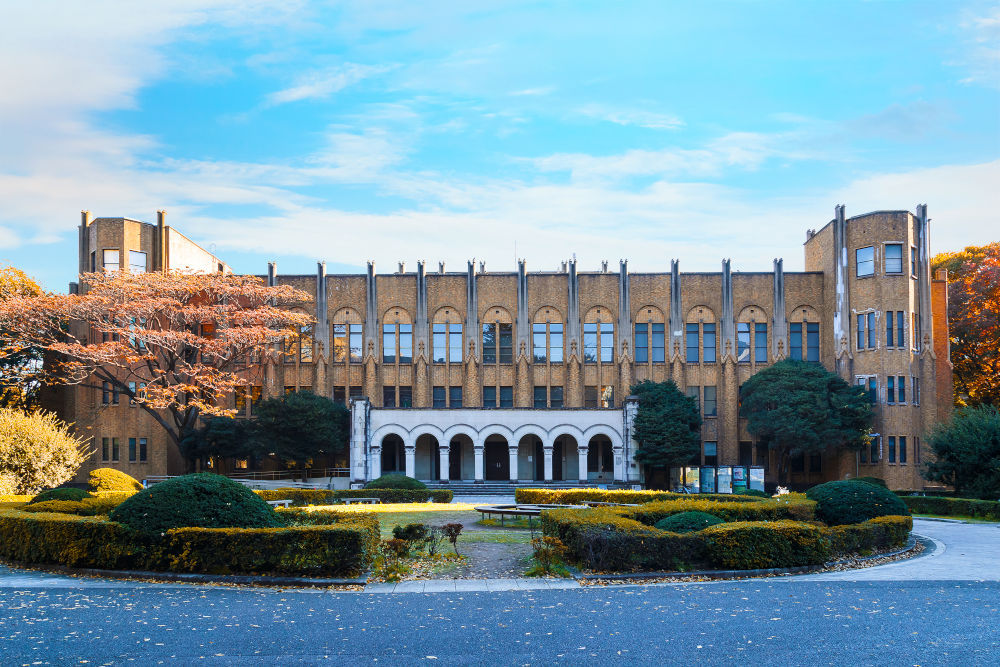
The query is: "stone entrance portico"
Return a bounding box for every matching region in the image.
[349,398,638,484]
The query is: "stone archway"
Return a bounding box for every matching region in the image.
[588,435,614,482]
[483,435,509,481]
[414,433,440,481]
[449,434,473,480]
[381,434,405,474]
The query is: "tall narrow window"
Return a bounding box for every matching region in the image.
[111,438,120,461]
[102,381,111,405]
[911,247,918,278]
[867,377,877,404]
[651,323,665,362]
[601,323,614,363]
[549,323,563,363]
[498,323,512,363]
[333,324,348,362]
[299,324,313,362]
[867,312,876,349]
[399,386,412,408]
[897,376,906,403]
[102,437,110,461]
[532,323,547,363]
[754,323,767,363]
[128,250,147,273]
[737,323,751,363]
[550,386,564,408]
[685,323,699,363]
[703,386,717,417]
[349,325,362,362]
[870,436,879,463]
[886,311,894,347]
[449,386,463,408]
[398,324,412,363]
[635,323,649,363]
[896,311,904,349]
[449,324,462,363]
[499,386,513,407]
[139,438,147,462]
[433,386,446,408]
[533,386,547,408]
[128,437,137,462]
[857,314,865,350]
[887,376,895,404]
[600,385,615,408]
[103,249,120,272]
[884,244,903,274]
[383,386,396,408]
[433,324,447,363]
[483,324,497,364]
[702,323,716,363]
[790,323,803,360]
[686,385,700,412]
[382,324,396,363]
[583,323,598,363]
[888,436,896,463]
[856,246,874,277]
[913,376,920,405]
[899,436,907,463]
[912,313,920,350]
[482,386,496,408]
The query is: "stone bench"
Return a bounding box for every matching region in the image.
[266,499,293,508]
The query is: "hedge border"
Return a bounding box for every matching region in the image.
[255,488,453,505]
[515,488,765,505]
[900,495,1000,521]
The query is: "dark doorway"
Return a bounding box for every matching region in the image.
[449,438,463,480]
[534,440,544,480]
[484,439,509,480]
[553,438,564,481]
[381,434,404,473]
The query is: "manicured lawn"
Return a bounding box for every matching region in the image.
[301,502,533,541]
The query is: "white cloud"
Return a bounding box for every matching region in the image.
[952,7,1000,89]
[578,104,684,130]
[263,63,392,106]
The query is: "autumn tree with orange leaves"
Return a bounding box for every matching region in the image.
[0,270,312,459]
[932,242,1000,408]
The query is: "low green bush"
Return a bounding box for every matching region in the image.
[22,500,86,514]
[853,476,888,488]
[0,508,149,569]
[89,468,143,493]
[654,511,724,533]
[734,488,769,498]
[515,488,765,505]
[900,496,1000,521]
[29,487,92,504]
[700,521,831,569]
[617,497,815,525]
[255,488,453,505]
[364,474,427,490]
[827,516,912,554]
[806,480,909,526]
[111,473,283,535]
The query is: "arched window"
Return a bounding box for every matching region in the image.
[532,307,564,364]
[789,305,820,362]
[737,305,768,364]
[634,306,665,364]
[382,308,413,364]
[685,306,716,364]
[332,308,363,363]
[432,307,463,364]
[583,306,614,364]
[283,309,312,363]
[481,307,513,364]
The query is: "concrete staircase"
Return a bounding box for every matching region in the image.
[424,481,631,496]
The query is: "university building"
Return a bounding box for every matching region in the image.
[54,206,952,491]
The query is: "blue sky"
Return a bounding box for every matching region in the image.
[1,1,997,291]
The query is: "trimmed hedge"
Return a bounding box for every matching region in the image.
[255,488,453,505]
[29,487,92,504]
[827,516,913,554]
[615,497,816,524]
[0,507,379,576]
[900,496,1000,521]
[654,511,723,533]
[22,500,87,514]
[364,474,427,490]
[89,468,143,493]
[806,481,909,526]
[514,488,766,505]
[700,521,830,569]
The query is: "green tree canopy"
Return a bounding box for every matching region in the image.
[923,405,1000,500]
[181,415,258,464]
[250,391,351,466]
[739,359,873,480]
[631,380,702,469]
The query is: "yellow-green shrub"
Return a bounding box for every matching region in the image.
[901,496,1000,521]
[516,488,764,505]
[0,408,89,494]
[255,488,453,505]
[22,500,86,514]
[827,515,912,555]
[89,468,143,493]
[0,508,148,569]
[79,494,131,516]
[276,507,379,530]
[617,497,815,524]
[700,521,831,569]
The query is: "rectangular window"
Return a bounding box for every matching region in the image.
[449,324,463,364]
[550,386,563,408]
[398,386,412,408]
[885,244,903,274]
[791,453,805,473]
[583,323,598,363]
[102,437,109,461]
[112,385,120,405]
[482,323,497,364]
[899,436,907,464]
[703,386,717,417]
[235,386,247,414]
[887,376,895,404]
[498,323,512,363]
[332,386,346,404]
[111,438,120,461]
[299,325,313,363]
[703,323,716,363]
[102,381,111,405]
[584,385,598,408]
[703,442,718,466]
[250,386,262,413]
[531,323,546,363]
[754,323,767,363]
[128,250,147,273]
[600,323,614,363]
[756,443,769,473]
[870,437,879,463]
[349,326,363,363]
[533,386,547,408]
[867,312,876,349]
[856,246,874,277]
[896,311,904,349]
[349,386,363,400]
[482,386,496,408]
[432,323,447,363]
[433,386,446,408]
[898,376,906,403]
[737,322,750,363]
[449,386,463,408]
[686,385,700,412]
[915,436,920,464]
[888,436,896,463]
[284,385,296,395]
[549,323,564,363]
[499,386,513,407]
[636,323,649,363]
[860,443,867,463]
[90,251,96,273]
[333,324,348,362]
[103,249,120,272]
[383,386,396,408]
[128,437,137,462]
[651,323,665,362]
[809,453,822,473]
[913,376,920,405]
[398,324,413,364]
[382,324,396,363]
[857,314,865,350]
[886,311,894,347]
[911,246,918,278]
[600,385,615,408]
[685,323,699,363]
[139,438,147,462]
[790,323,803,360]
[739,442,753,467]
[128,381,137,405]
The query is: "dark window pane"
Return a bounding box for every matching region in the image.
[754,322,767,363]
[449,386,462,408]
[128,437,136,462]
[584,386,597,408]
[857,314,865,350]
[703,441,717,466]
[685,323,698,363]
[702,323,716,363]
[482,386,496,408]
[635,323,649,363]
[383,387,396,408]
[886,311,894,347]
[433,386,446,408]
[533,386,547,408]
[806,323,819,362]
[499,386,513,407]
[139,438,147,462]
[651,323,665,362]
[790,323,803,360]
[703,386,717,416]
[737,322,750,363]
[398,386,412,408]
[482,323,496,364]
[498,323,513,363]
[899,436,907,463]
[550,386,563,408]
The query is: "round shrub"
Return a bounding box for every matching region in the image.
[23,499,86,514]
[364,474,427,490]
[29,487,92,504]
[110,473,282,535]
[89,468,143,493]
[735,488,769,498]
[806,480,909,526]
[654,511,725,533]
[853,476,888,488]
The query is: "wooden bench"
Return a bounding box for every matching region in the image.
[340,497,381,505]
[266,499,293,508]
[581,501,639,507]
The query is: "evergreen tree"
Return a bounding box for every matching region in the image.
[631,380,702,470]
[250,391,351,472]
[923,405,1000,500]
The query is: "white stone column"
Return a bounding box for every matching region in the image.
[438,444,449,482]
[474,445,484,481]
[404,445,415,479]
[369,445,382,481]
[508,445,518,482]
[613,445,625,482]
[543,446,554,482]
[577,446,589,483]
